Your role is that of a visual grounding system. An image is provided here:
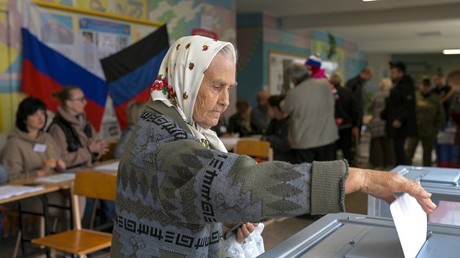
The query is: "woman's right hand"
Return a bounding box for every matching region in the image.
[98,140,109,155]
[88,140,110,156]
[38,159,56,176]
[346,168,437,214]
[88,140,100,154]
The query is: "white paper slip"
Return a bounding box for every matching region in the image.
[390,193,427,258]
[0,185,45,200]
[35,173,76,183]
[93,161,119,171]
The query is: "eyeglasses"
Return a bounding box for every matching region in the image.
[70,96,86,102]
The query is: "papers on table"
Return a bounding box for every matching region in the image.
[35,173,76,183]
[390,193,427,258]
[93,161,119,171]
[0,185,45,200]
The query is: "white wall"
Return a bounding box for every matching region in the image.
[366,53,392,94]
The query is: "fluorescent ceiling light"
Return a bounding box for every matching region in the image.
[363,0,380,2]
[443,49,460,55]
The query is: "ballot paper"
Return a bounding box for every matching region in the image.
[390,193,427,258]
[93,161,119,171]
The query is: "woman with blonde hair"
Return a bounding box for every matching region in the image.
[48,86,108,168]
[368,78,395,168]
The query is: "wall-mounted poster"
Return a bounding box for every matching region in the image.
[269,51,306,95]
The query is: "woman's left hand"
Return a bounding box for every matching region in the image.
[235,222,258,244]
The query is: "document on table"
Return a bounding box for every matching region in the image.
[35,173,76,183]
[0,185,45,200]
[93,161,119,171]
[390,193,427,258]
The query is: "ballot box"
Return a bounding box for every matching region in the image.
[367,165,460,225]
[260,213,460,258]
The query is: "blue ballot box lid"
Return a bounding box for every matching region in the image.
[260,213,460,258]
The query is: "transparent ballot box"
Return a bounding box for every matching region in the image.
[368,165,460,226]
[260,213,460,258]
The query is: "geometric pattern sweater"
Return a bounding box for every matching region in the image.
[111,101,348,257]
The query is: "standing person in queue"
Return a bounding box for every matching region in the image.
[406,77,445,166]
[380,62,417,165]
[345,68,373,135]
[368,79,395,169]
[282,62,338,163]
[111,36,436,257]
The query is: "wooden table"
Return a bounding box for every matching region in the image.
[2,163,118,257]
[0,185,60,205]
[0,184,62,257]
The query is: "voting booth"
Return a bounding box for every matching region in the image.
[260,213,460,258]
[368,165,460,226]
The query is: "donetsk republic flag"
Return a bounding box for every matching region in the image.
[101,25,169,130]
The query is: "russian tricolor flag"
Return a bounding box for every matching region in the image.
[101,25,169,130]
[21,0,108,131]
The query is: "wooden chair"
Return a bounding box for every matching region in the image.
[32,171,117,257]
[234,140,273,162]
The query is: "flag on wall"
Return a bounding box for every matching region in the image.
[21,0,108,131]
[101,25,169,130]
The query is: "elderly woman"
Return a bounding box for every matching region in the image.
[48,86,108,168]
[111,36,436,257]
[1,97,65,179]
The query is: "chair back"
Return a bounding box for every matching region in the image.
[73,171,117,201]
[235,140,273,162]
[31,171,116,255]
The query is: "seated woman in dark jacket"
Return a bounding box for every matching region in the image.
[228,99,252,137]
[262,95,293,162]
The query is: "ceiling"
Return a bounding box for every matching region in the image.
[236,0,460,54]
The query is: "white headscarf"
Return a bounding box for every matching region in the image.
[150,35,236,152]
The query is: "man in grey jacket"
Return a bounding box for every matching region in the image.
[282,62,339,163]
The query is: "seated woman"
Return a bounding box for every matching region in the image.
[114,100,145,159]
[228,99,252,136]
[48,86,108,168]
[1,97,65,179]
[48,86,112,226]
[0,97,68,232]
[262,95,293,162]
